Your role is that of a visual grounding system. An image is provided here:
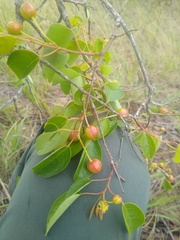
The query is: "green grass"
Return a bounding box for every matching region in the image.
[0,0,179,238]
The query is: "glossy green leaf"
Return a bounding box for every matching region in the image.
[122,202,145,237]
[69,140,83,157]
[7,50,39,79]
[45,193,80,236]
[32,146,71,178]
[0,36,16,55]
[100,65,113,76]
[174,144,180,163]
[35,130,70,155]
[44,116,67,132]
[141,133,156,159]
[74,140,102,180]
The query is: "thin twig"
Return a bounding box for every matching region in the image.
[55,0,71,27]
[0,81,27,111]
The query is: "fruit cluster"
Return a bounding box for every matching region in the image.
[69,124,102,174]
[6,2,36,35]
[149,162,174,183]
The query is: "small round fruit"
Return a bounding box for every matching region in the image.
[167,174,174,183]
[158,162,165,169]
[87,158,102,174]
[85,125,98,140]
[69,130,79,142]
[160,127,166,132]
[117,108,129,116]
[159,107,169,114]
[20,2,36,20]
[152,162,158,171]
[112,195,122,205]
[6,21,23,35]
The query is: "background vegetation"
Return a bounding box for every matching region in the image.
[0,0,179,239]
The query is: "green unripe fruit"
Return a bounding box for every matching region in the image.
[20,2,36,20]
[6,21,23,35]
[112,195,122,205]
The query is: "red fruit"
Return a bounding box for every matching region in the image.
[159,108,169,114]
[87,158,102,174]
[117,108,129,116]
[69,130,79,142]
[6,21,23,35]
[112,195,122,205]
[85,125,98,140]
[20,2,36,20]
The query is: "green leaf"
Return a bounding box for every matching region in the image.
[122,202,145,237]
[106,120,117,136]
[45,178,91,236]
[141,133,156,159]
[35,130,70,155]
[51,67,80,94]
[163,178,173,191]
[32,146,71,178]
[74,140,102,180]
[71,75,84,97]
[65,178,91,198]
[100,65,113,76]
[42,23,76,81]
[103,51,111,63]
[94,119,110,139]
[69,140,83,157]
[64,102,83,118]
[0,36,16,55]
[66,40,86,66]
[105,81,124,101]
[46,23,75,47]
[69,16,83,27]
[150,135,161,152]
[93,38,103,52]
[133,131,143,145]
[174,144,180,163]
[7,50,39,79]
[44,116,67,132]
[45,193,80,236]
[42,49,69,81]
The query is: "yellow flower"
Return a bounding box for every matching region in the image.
[98,201,109,213]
